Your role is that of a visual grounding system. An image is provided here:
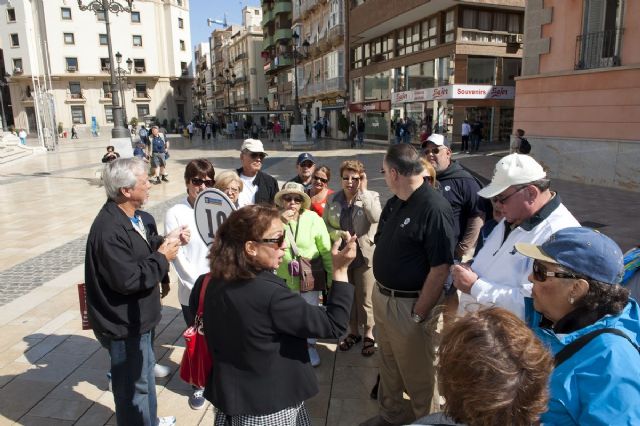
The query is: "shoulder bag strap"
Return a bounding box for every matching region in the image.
[286,221,301,257]
[554,327,640,367]
[196,273,211,317]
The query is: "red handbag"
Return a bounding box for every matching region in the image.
[179,274,212,388]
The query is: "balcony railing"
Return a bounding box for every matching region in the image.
[135,91,150,99]
[575,28,623,70]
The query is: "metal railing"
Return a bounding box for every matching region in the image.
[575,28,623,70]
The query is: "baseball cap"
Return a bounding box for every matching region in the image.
[515,227,625,284]
[477,153,546,198]
[241,138,266,155]
[297,153,315,165]
[421,133,448,148]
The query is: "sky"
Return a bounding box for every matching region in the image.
[189,0,261,47]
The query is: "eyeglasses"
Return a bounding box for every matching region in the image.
[259,234,286,246]
[422,147,441,155]
[380,168,386,174]
[342,176,361,182]
[282,195,304,203]
[299,161,314,168]
[225,186,240,194]
[249,152,266,160]
[190,178,215,187]
[532,260,585,282]
[313,175,328,183]
[492,186,526,204]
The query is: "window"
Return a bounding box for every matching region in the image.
[421,17,438,49]
[64,33,75,45]
[502,58,521,86]
[69,81,82,98]
[71,106,86,124]
[131,11,141,23]
[437,57,450,86]
[133,59,146,72]
[406,60,435,90]
[137,104,150,118]
[103,81,112,98]
[178,18,184,28]
[467,56,496,84]
[577,0,623,69]
[177,0,183,6]
[105,106,114,123]
[180,40,186,50]
[494,13,507,32]
[99,34,108,45]
[66,57,78,71]
[507,13,521,33]
[7,8,16,22]
[10,33,19,47]
[444,10,455,42]
[181,61,188,75]
[61,7,72,20]
[135,82,147,97]
[133,35,143,47]
[364,70,390,100]
[97,10,106,21]
[100,58,110,71]
[13,58,23,73]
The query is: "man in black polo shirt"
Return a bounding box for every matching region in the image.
[361,144,454,426]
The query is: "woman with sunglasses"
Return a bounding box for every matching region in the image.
[516,227,640,425]
[308,165,334,217]
[274,182,334,367]
[192,204,357,425]
[213,170,243,207]
[323,160,381,356]
[164,158,215,410]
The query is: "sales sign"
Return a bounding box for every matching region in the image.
[194,189,237,246]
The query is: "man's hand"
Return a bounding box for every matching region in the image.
[158,237,180,262]
[413,263,450,319]
[331,233,357,282]
[167,225,190,246]
[451,263,478,294]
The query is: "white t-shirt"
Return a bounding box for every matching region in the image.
[238,173,258,207]
[461,122,471,136]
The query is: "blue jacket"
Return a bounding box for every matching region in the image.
[533,299,640,425]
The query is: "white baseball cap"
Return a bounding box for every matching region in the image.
[477,153,547,198]
[422,133,448,148]
[241,138,266,154]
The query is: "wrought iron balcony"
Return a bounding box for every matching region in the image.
[575,28,624,70]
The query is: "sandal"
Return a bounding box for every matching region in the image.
[361,337,376,357]
[338,334,362,351]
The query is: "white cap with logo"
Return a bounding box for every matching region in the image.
[241,138,267,155]
[423,133,448,147]
[477,153,547,198]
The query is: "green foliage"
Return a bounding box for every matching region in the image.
[337,112,349,134]
[57,122,64,134]
[129,117,138,127]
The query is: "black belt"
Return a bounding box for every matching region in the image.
[376,282,420,298]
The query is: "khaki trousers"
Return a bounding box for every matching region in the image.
[347,263,376,334]
[373,285,439,424]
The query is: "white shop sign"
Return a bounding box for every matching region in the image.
[392,85,515,104]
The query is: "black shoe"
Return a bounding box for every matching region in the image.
[152,177,161,185]
[161,175,169,182]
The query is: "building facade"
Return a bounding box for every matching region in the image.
[193,42,212,120]
[514,0,640,190]
[0,0,193,140]
[349,0,524,144]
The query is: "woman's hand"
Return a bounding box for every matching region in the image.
[280,209,298,224]
[331,232,357,282]
[359,172,368,192]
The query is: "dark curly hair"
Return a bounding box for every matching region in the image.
[208,204,280,281]
[578,279,629,317]
[438,307,553,426]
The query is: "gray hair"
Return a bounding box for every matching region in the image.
[385,144,424,177]
[103,157,146,201]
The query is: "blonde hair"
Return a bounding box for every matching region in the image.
[214,170,243,193]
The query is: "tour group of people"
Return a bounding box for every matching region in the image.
[84,135,640,426]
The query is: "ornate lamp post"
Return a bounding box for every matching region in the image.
[114,52,132,125]
[217,68,236,123]
[0,73,9,132]
[290,31,309,126]
[78,0,132,142]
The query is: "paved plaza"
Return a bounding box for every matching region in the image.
[0,134,637,425]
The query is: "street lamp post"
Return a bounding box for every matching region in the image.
[78,0,132,145]
[0,73,9,132]
[114,52,132,126]
[288,32,309,145]
[217,68,236,126]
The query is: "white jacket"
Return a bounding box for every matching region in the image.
[458,196,579,320]
[164,199,210,306]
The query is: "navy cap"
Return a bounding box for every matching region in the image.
[515,227,625,284]
[297,153,316,165]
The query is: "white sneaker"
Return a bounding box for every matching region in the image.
[154,363,171,378]
[308,344,321,367]
[157,416,176,426]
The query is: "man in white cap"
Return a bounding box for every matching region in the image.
[450,153,580,320]
[236,138,279,207]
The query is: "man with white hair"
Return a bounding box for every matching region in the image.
[236,138,279,207]
[451,153,580,320]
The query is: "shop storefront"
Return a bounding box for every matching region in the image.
[321,97,347,138]
[348,100,391,141]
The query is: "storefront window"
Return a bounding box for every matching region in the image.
[406,61,435,90]
[364,71,390,100]
[502,58,521,86]
[392,67,406,92]
[467,56,496,84]
[364,112,389,141]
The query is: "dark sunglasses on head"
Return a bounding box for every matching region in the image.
[313,175,328,183]
[532,260,585,282]
[190,178,215,187]
[259,234,285,246]
[249,152,266,160]
[282,195,304,203]
[342,176,360,182]
[422,147,441,155]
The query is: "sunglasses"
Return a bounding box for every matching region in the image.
[299,161,314,168]
[492,186,526,204]
[342,176,361,182]
[532,260,584,282]
[282,195,304,203]
[259,234,286,246]
[422,147,442,155]
[313,175,328,183]
[190,178,215,187]
[249,152,266,160]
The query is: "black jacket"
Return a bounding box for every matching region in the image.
[85,200,169,338]
[236,168,279,205]
[192,270,353,416]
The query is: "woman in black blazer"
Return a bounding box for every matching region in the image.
[190,204,356,425]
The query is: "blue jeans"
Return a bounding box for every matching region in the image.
[95,331,157,426]
[471,134,481,151]
[357,132,364,146]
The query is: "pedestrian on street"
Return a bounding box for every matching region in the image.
[85,157,189,426]
[101,145,120,163]
[470,118,483,152]
[461,119,471,153]
[18,128,27,145]
[149,126,170,185]
[348,121,357,148]
[164,159,215,411]
[362,144,455,426]
[273,120,282,142]
[357,118,365,147]
[187,121,194,141]
[285,152,316,191]
[71,124,79,139]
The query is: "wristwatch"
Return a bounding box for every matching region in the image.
[411,312,425,324]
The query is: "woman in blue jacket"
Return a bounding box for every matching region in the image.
[516,227,640,425]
